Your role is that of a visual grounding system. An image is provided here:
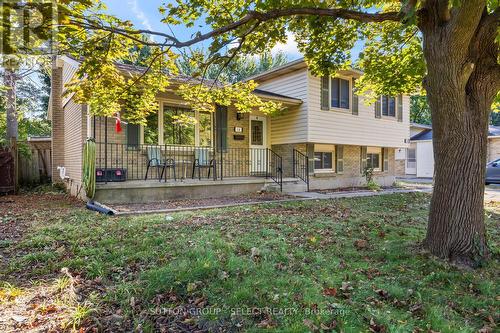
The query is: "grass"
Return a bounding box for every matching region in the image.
[1,192,499,332]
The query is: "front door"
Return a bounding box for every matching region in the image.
[405,147,417,175]
[249,115,267,174]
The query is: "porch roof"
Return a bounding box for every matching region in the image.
[59,55,303,105]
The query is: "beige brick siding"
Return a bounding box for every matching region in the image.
[51,65,64,182]
[395,160,405,176]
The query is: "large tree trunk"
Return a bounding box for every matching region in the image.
[420,2,499,266]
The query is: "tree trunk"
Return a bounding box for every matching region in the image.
[420,3,498,266]
[4,64,18,142]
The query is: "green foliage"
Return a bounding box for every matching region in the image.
[410,95,432,125]
[0,67,51,146]
[177,49,289,83]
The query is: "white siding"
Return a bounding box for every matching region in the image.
[257,70,308,144]
[307,73,410,147]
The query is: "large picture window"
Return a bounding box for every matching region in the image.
[331,78,350,109]
[163,105,212,146]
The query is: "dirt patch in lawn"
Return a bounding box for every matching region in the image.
[108,191,298,213]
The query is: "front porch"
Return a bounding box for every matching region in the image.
[94,177,307,204]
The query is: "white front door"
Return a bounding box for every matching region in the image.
[249,115,267,174]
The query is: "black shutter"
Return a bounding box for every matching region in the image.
[335,145,344,174]
[321,76,329,110]
[126,123,140,149]
[215,105,228,151]
[352,78,359,115]
[397,95,403,122]
[374,97,381,118]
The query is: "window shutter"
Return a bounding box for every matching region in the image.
[360,146,367,173]
[383,147,389,172]
[320,76,329,110]
[126,123,140,149]
[215,105,228,151]
[374,97,381,118]
[335,145,344,174]
[352,78,359,115]
[397,95,403,122]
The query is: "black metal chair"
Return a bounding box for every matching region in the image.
[145,146,176,182]
[192,147,216,180]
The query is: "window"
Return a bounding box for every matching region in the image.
[144,112,158,144]
[163,105,212,146]
[163,106,195,145]
[198,111,212,146]
[381,96,396,117]
[331,78,350,109]
[314,152,333,170]
[366,147,382,170]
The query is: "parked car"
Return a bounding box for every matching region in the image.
[486,159,500,185]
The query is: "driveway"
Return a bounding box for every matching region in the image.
[397,178,500,202]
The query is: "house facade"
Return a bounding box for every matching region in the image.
[49,56,410,203]
[398,123,500,178]
[249,59,410,189]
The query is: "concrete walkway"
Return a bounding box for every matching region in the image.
[289,187,432,200]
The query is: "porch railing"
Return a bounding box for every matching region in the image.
[293,149,309,191]
[93,142,283,190]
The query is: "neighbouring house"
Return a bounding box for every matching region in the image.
[49,56,410,203]
[398,123,500,178]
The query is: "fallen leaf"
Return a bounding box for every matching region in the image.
[323,287,337,297]
[354,239,368,249]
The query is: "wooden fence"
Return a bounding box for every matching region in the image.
[18,140,52,185]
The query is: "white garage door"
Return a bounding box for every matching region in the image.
[416,141,434,178]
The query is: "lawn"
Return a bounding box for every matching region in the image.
[1,192,499,332]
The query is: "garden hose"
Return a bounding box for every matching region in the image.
[83,139,96,199]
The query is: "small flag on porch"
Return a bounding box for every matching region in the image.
[114,112,122,133]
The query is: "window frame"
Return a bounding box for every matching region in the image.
[314,151,334,171]
[381,95,396,118]
[366,147,382,171]
[329,76,352,111]
[155,100,213,147]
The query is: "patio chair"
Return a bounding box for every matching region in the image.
[192,147,217,180]
[145,146,176,182]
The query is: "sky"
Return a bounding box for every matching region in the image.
[104,0,306,61]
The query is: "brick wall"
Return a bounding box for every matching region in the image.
[50,63,64,182]
[395,160,405,176]
[270,144,397,189]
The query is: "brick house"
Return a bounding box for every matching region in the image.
[49,56,410,203]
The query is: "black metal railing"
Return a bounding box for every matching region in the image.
[93,143,283,190]
[293,149,309,191]
[268,149,283,191]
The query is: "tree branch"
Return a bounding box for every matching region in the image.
[69,7,402,49]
